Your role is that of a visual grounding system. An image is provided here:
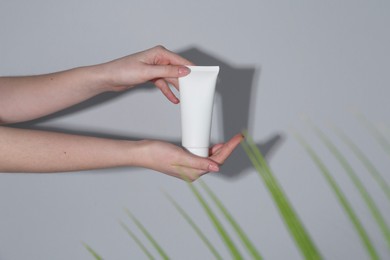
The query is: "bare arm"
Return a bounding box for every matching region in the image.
[0,126,242,181]
[0,126,134,172]
[0,46,191,124]
[0,45,242,180]
[0,66,107,124]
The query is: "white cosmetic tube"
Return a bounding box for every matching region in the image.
[179,66,220,157]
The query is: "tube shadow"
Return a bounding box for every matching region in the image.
[11,46,283,179]
[178,47,284,178]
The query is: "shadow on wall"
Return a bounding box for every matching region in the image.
[178,47,283,179]
[12,47,283,179]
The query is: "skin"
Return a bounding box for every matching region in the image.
[0,45,243,181]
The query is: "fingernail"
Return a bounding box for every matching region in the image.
[178,66,190,76]
[209,164,220,172]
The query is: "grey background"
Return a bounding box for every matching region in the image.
[0,0,389,259]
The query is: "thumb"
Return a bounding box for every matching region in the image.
[146,65,191,80]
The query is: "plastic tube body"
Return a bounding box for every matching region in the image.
[179,66,220,157]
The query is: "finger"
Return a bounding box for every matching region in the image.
[146,64,190,81]
[172,166,207,182]
[165,77,179,91]
[180,155,220,173]
[153,78,179,104]
[210,133,244,164]
[210,143,224,155]
[151,45,194,66]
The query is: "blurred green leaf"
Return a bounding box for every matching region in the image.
[357,112,390,157]
[186,179,244,260]
[295,132,379,260]
[200,180,263,260]
[82,242,103,260]
[125,209,169,260]
[310,124,390,249]
[334,126,390,204]
[164,192,223,260]
[242,132,321,260]
[120,221,154,260]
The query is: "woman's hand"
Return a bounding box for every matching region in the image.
[135,133,244,181]
[0,45,192,124]
[0,126,242,179]
[100,45,193,103]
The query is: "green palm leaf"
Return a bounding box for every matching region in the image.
[186,180,244,259]
[357,112,390,157]
[242,132,321,260]
[294,132,379,260]
[82,242,103,260]
[199,179,263,260]
[334,126,390,203]
[310,123,390,250]
[164,192,223,260]
[125,209,169,260]
[120,221,155,260]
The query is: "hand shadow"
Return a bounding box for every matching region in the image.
[11,46,284,179]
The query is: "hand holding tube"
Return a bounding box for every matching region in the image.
[0,45,243,181]
[100,45,193,103]
[0,45,191,124]
[136,133,244,181]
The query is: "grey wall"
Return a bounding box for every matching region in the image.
[1,1,389,259]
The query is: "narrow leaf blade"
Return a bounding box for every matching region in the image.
[187,180,244,260]
[199,180,263,260]
[82,242,103,260]
[120,221,155,260]
[294,132,379,260]
[312,124,390,249]
[334,126,390,203]
[125,209,169,260]
[242,132,321,260]
[164,192,223,260]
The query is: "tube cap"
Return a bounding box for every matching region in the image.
[186,147,209,157]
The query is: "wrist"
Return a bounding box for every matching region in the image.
[121,139,149,168]
[79,63,117,94]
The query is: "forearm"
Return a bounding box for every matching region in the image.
[0,126,141,173]
[0,46,193,124]
[0,65,110,124]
